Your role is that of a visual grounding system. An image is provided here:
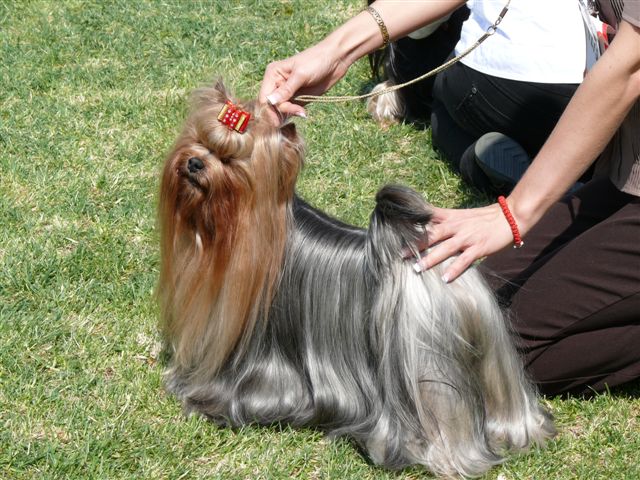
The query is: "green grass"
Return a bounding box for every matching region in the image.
[1,1,638,478]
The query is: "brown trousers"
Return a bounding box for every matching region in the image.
[482,178,640,396]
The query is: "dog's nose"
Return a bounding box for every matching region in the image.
[188,157,204,173]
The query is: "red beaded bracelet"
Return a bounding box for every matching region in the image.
[497,196,524,248]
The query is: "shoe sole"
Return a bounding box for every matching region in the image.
[474,132,530,186]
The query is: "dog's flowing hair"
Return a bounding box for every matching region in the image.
[158,80,555,477]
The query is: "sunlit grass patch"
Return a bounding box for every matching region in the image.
[1,1,638,479]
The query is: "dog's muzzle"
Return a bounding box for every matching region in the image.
[188,157,204,174]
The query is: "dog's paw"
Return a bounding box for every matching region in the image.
[366,81,405,125]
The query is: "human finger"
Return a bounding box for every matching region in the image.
[424,216,456,247]
[412,236,462,273]
[269,100,308,119]
[400,208,453,260]
[262,64,313,110]
[440,248,479,283]
[259,60,290,105]
[261,101,307,127]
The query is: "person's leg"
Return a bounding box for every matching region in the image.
[431,62,579,168]
[459,132,532,194]
[430,95,477,171]
[431,62,484,168]
[481,178,640,396]
[471,72,578,157]
[389,6,469,121]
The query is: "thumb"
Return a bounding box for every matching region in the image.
[266,78,309,119]
[266,74,303,107]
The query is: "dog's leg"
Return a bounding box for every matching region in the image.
[366,81,406,124]
[392,267,505,477]
[447,269,557,453]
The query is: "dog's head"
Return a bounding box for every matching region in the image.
[158,80,303,373]
[160,79,303,244]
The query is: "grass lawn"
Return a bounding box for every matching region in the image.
[1,1,638,478]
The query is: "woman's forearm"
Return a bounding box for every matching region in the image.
[259,0,465,117]
[321,0,465,67]
[509,20,640,232]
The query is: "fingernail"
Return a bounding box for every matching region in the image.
[266,93,281,106]
[294,111,307,119]
[441,273,450,284]
[412,262,423,274]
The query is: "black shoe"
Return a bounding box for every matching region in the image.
[459,142,495,194]
[460,132,530,194]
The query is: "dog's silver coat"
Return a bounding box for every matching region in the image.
[165,182,555,477]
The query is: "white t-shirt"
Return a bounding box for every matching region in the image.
[455,0,587,83]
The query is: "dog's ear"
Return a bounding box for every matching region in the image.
[279,122,297,142]
[213,78,231,100]
[276,122,302,197]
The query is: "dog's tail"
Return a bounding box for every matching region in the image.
[367,184,431,276]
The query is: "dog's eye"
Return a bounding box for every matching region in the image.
[187,157,204,173]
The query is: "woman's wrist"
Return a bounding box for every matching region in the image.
[324,10,387,67]
[325,0,468,67]
[504,189,548,240]
[497,196,524,248]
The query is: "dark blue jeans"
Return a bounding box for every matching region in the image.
[430,61,579,169]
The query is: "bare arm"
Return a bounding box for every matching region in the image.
[509,19,640,230]
[259,0,465,121]
[328,0,465,67]
[420,19,640,282]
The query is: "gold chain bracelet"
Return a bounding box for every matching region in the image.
[366,6,390,49]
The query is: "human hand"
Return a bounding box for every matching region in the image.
[414,203,515,282]
[259,41,350,125]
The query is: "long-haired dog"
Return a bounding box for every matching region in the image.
[158,80,555,477]
[366,3,469,125]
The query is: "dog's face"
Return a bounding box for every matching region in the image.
[159,80,304,245]
[159,79,304,242]
[158,80,305,374]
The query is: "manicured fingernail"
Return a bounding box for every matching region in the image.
[266,93,281,106]
[412,262,423,274]
[441,273,450,284]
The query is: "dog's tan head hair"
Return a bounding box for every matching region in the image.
[158,79,303,379]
